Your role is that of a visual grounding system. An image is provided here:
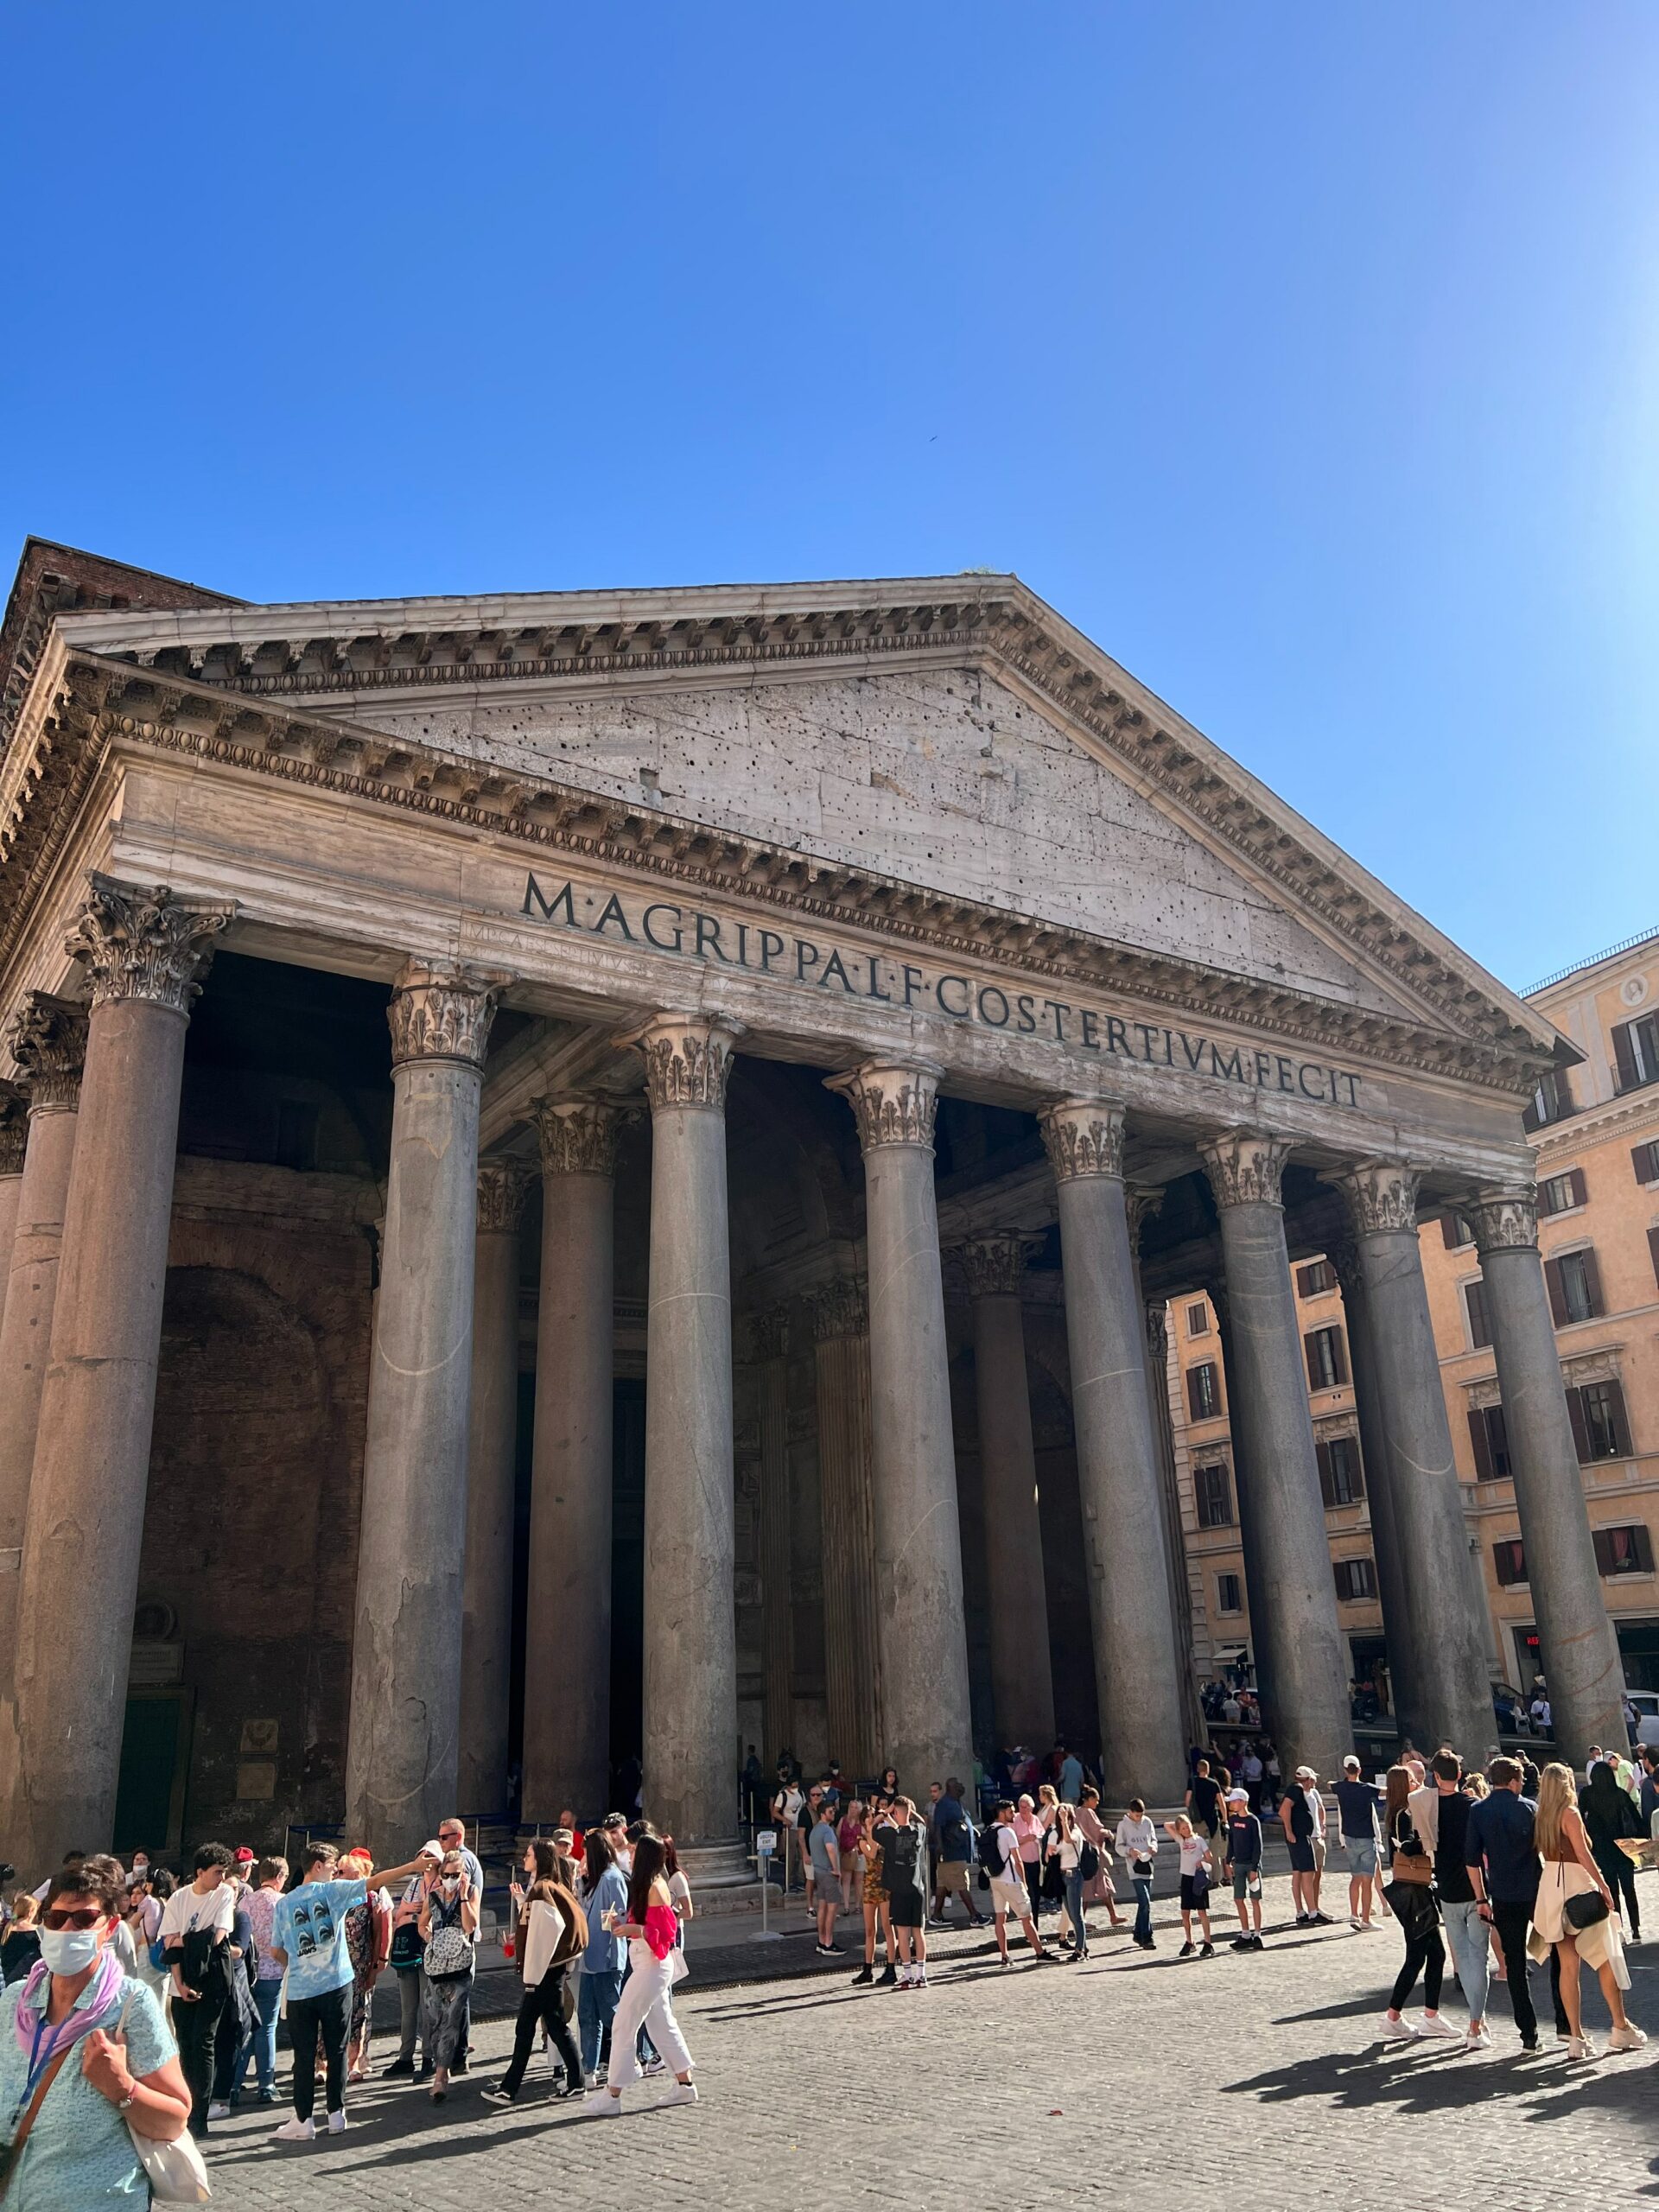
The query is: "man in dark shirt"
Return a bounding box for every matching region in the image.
[1427,1752,1488,2050]
[1222,1790,1265,1952]
[1465,1755,1545,2052]
[1639,1749,1659,1834]
[1331,1755,1384,1929]
[1185,1759,1224,1847]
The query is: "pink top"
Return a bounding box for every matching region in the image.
[641,1902,679,1961]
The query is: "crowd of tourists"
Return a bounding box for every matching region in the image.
[0,1807,701,2202]
[6,1732,1657,2200]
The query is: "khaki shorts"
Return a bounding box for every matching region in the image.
[989,1877,1030,1921]
[939,1861,971,1893]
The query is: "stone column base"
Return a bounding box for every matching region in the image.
[675,1837,758,1890]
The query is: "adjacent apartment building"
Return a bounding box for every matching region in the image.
[1168,927,1659,1712]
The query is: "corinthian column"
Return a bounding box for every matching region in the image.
[1198,1129,1351,1783]
[825,1061,972,1791]
[9,878,230,1872]
[0,998,88,1716]
[956,1234,1055,1753]
[1467,1175,1626,1764]
[1332,1161,1495,1765]
[628,1014,744,1866]
[1039,1100,1185,1804]
[346,960,502,1858]
[0,1089,24,1315]
[751,1308,794,1767]
[809,1277,882,1775]
[457,1159,531,1813]
[523,1095,627,1821]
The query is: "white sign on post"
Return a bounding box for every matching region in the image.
[756,1829,778,1857]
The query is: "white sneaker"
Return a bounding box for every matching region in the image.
[1412,2013,1460,2041]
[663,2080,699,2105]
[582,2088,622,2117]
[1380,2014,1414,2040]
[1462,2024,1493,2052]
[207,2102,231,2120]
[273,2116,315,2142]
[1566,2035,1599,2062]
[1608,2023,1649,2053]
[327,2110,347,2134]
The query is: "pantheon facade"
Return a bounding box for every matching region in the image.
[0,541,1625,1876]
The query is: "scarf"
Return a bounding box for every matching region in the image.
[13,1947,125,2064]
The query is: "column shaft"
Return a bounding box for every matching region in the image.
[10,879,227,1872]
[0,999,86,1716]
[828,1062,972,1792]
[1470,1183,1626,1764]
[0,1088,23,1329]
[632,1017,741,1859]
[1200,1132,1351,1783]
[1041,1103,1185,1804]
[346,963,499,1859]
[1337,1166,1495,1764]
[810,1281,882,1776]
[959,1237,1055,1752]
[457,1163,529,1813]
[752,1311,793,1766]
[1331,1245,1421,1740]
[524,1099,622,1821]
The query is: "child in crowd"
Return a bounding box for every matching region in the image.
[1164,1815,1217,1958]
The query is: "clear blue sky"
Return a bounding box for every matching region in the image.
[7,5,1656,994]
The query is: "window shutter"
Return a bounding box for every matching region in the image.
[1593,1528,1614,1576]
[1634,1143,1656,1186]
[1615,1021,1639,1090]
[1649,1224,1659,1291]
[1580,1248,1604,1319]
[1637,1525,1655,1573]
[1440,1212,1461,1250]
[1315,1440,1333,1508]
[1330,1327,1349,1386]
[1565,1384,1593,1465]
[1569,1166,1588,1207]
[1296,1263,1313,1298]
[1544,1256,1569,1328]
[1606,1378,1634,1458]
[1468,1408,1494,1480]
[1186,1366,1201,1421]
[1303,1333,1319,1391]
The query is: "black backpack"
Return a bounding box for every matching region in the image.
[976,1824,1009,1882]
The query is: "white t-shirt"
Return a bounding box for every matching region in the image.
[992,1823,1022,1884]
[1176,1834,1211,1878]
[159,1881,235,1942]
[667,1869,691,1915]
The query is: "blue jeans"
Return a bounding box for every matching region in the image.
[578,1967,622,2075]
[1440,1898,1490,2023]
[234,1977,282,2097]
[1065,1868,1088,1955]
[1132,1874,1153,1942]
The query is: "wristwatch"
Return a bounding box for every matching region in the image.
[116,2085,137,2111]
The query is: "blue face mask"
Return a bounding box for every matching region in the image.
[40,1927,101,1975]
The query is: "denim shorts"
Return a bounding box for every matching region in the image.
[1344,1838,1378,1878]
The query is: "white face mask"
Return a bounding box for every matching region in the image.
[41,1926,102,1975]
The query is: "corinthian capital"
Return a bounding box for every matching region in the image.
[955,1231,1030,1300]
[1198,1129,1291,1211]
[4,993,89,1115]
[748,1306,791,1363]
[1332,1158,1422,1236]
[386,959,505,1070]
[475,1159,532,1233]
[0,1084,26,1175]
[1038,1096,1125,1182]
[533,1093,633,1177]
[622,1012,744,1112]
[810,1274,868,1342]
[1126,1181,1165,1242]
[63,874,232,1015]
[826,1058,940,1152]
[1465,1177,1538,1255]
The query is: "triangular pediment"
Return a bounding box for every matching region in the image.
[18,563,1563,1068]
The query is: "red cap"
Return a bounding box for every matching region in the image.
[233,1848,256,1864]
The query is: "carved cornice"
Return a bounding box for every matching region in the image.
[1198,1129,1291,1211]
[0,652,1558,1096]
[475,1159,532,1233]
[748,1306,791,1363]
[54,590,1544,1063]
[624,1011,743,1111]
[1333,1159,1423,1237]
[1464,1375,1503,1413]
[825,1058,939,1153]
[64,874,232,1015]
[4,992,88,1114]
[955,1231,1029,1300]
[532,1091,632,1176]
[1562,1346,1622,1389]
[1038,1096,1125,1183]
[810,1274,868,1342]
[0,1082,25,1174]
[386,959,504,1070]
[1465,1179,1538,1256]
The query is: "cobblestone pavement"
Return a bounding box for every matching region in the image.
[202,1867,1659,2212]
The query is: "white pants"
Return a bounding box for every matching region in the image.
[608,1944,692,2089]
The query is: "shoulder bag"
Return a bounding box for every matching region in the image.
[115,1986,212,2203]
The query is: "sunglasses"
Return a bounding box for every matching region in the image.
[43,1908,104,1931]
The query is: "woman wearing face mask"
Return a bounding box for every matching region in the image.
[0,1860,193,2205]
[418,1853,478,2101]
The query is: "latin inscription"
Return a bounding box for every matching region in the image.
[521,873,1363,1106]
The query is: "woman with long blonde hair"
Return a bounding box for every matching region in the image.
[1532,1762,1644,2059]
[1379,1764,1452,2040]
